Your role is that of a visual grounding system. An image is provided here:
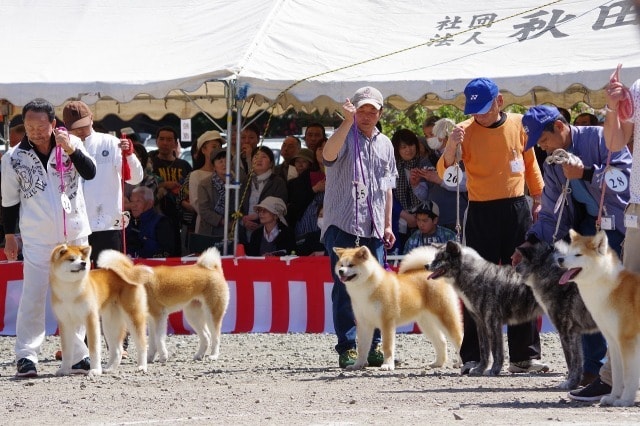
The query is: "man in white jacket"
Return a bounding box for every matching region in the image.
[2,98,97,377]
[63,101,143,263]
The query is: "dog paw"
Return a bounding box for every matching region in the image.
[558,379,577,390]
[612,398,635,407]
[600,395,615,406]
[380,363,395,371]
[55,368,70,376]
[469,366,485,376]
[88,368,102,377]
[193,353,205,361]
[137,366,148,373]
[488,367,502,376]
[429,361,444,368]
[345,363,365,371]
[452,360,462,369]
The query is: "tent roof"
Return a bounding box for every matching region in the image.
[2,0,639,120]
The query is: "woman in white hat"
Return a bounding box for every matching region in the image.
[179,131,224,248]
[245,196,296,256]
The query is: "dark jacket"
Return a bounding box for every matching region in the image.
[246,221,296,256]
[126,208,177,258]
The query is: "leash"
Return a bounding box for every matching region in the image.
[544,149,576,243]
[55,142,72,243]
[121,134,128,254]
[454,144,463,243]
[595,151,613,232]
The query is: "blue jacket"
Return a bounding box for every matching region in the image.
[527,126,631,243]
[127,208,176,258]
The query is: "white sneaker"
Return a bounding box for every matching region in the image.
[508,359,549,373]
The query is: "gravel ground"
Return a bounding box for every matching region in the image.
[0,332,638,425]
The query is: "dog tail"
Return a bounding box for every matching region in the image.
[196,246,222,271]
[398,245,439,273]
[97,249,153,285]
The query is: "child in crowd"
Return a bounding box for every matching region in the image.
[403,201,456,254]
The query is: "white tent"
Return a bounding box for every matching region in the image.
[1,0,639,121]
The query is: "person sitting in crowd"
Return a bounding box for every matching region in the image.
[390,128,425,249]
[573,112,600,126]
[196,148,235,239]
[239,123,261,175]
[286,148,317,232]
[126,186,177,258]
[412,117,468,235]
[179,130,225,250]
[274,135,301,181]
[246,196,296,256]
[295,139,326,243]
[419,115,440,158]
[403,201,456,254]
[149,126,192,256]
[295,204,326,256]
[124,142,160,210]
[239,146,287,244]
[303,122,326,153]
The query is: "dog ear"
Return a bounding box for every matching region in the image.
[445,240,460,255]
[593,231,609,255]
[81,245,92,259]
[356,246,370,260]
[51,244,68,261]
[568,229,579,241]
[333,247,344,257]
[516,244,533,259]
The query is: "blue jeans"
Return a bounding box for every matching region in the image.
[576,217,624,375]
[324,225,384,355]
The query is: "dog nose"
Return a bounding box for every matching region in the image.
[80,261,87,269]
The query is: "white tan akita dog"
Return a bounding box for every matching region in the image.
[334,245,463,371]
[144,247,229,363]
[50,244,152,376]
[558,230,640,407]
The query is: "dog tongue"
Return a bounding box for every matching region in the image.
[559,268,581,285]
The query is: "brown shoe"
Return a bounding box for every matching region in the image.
[54,350,62,361]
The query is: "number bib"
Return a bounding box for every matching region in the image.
[352,181,368,201]
[60,194,72,214]
[605,168,628,193]
[443,166,464,188]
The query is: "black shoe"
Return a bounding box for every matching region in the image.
[568,378,612,402]
[71,357,91,374]
[15,358,37,378]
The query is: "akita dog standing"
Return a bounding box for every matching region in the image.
[49,244,151,376]
[429,241,545,376]
[144,247,229,363]
[515,241,599,389]
[558,230,640,407]
[333,245,463,371]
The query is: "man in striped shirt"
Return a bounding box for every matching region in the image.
[322,86,397,369]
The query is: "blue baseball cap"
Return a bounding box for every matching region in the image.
[463,78,499,115]
[522,105,561,150]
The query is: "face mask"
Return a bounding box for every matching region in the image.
[427,137,442,150]
[317,217,325,230]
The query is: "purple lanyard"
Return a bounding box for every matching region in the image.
[351,119,387,265]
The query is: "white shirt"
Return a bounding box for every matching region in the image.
[82,131,143,231]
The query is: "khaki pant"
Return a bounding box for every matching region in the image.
[599,203,640,385]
